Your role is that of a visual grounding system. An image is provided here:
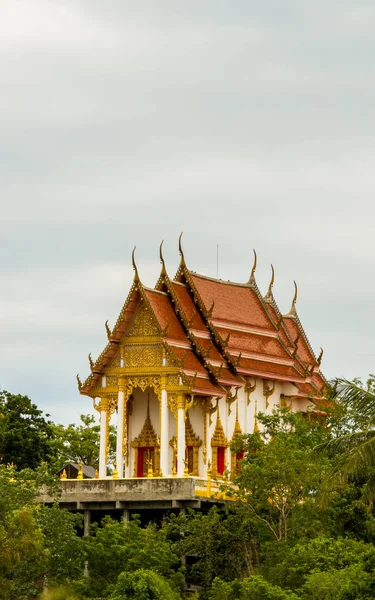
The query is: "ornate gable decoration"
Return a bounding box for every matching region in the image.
[126,303,160,338]
[125,345,163,369]
[131,399,159,448]
[231,400,243,442]
[185,413,202,448]
[211,409,228,448]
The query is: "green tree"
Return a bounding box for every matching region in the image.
[264,536,375,592]
[233,408,329,542]
[52,414,116,470]
[0,390,56,469]
[0,464,52,598]
[316,375,375,504]
[166,506,260,594]
[301,564,375,600]
[36,504,85,585]
[109,569,181,600]
[82,516,183,597]
[208,575,299,600]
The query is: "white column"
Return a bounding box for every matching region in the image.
[99,398,108,478]
[116,386,125,478]
[224,397,230,473]
[160,387,169,476]
[177,395,185,477]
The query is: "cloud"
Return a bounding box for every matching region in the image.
[1,0,375,422]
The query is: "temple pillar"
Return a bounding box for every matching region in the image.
[177,394,186,477]
[116,379,125,478]
[99,398,109,478]
[160,378,169,476]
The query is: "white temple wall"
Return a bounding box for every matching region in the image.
[237,387,247,434]
[267,380,283,413]
[246,378,264,432]
[293,397,314,412]
[188,403,205,476]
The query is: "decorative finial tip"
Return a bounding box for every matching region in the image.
[178,232,186,268]
[159,240,167,276]
[132,246,140,282]
[270,264,275,287]
[293,280,298,305]
[248,249,257,285]
[264,263,275,302]
[317,347,324,366]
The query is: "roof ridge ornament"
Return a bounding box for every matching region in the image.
[264,264,275,302]
[132,246,140,283]
[178,232,187,269]
[76,374,82,391]
[159,240,167,277]
[317,347,324,366]
[285,281,298,317]
[206,300,215,318]
[247,249,257,285]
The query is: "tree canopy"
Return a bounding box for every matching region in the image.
[2,380,375,599]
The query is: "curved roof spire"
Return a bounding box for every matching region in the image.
[247,249,257,285]
[178,231,187,269]
[285,280,298,317]
[132,246,140,283]
[264,264,275,302]
[317,347,324,366]
[159,240,167,277]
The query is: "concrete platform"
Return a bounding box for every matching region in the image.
[40,477,221,512]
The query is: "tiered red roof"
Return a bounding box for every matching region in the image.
[79,244,325,403]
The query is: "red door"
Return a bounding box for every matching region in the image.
[137,449,144,477]
[217,447,225,475]
[137,447,154,477]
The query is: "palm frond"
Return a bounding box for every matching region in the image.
[335,433,375,480]
[314,429,375,457]
[333,377,375,418]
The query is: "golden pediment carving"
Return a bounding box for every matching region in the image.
[125,344,162,368]
[126,375,162,401]
[126,304,160,338]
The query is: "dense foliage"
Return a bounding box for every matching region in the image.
[2,379,375,599]
[0,390,56,469]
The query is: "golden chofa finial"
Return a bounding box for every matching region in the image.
[264,264,275,303]
[159,240,167,277]
[285,281,298,317]
[105,320,111,341]
[247,249,257,285]
[76,374,82,391]
[178,232,186,269]
[132,246,140,283]
[317,347,324,366]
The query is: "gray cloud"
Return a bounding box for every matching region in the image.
[1,0,375,423]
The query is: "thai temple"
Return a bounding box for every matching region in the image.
[77,236,325,482]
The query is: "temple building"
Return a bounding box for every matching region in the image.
[77,236,325,482]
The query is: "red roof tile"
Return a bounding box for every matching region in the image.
[143,288,187,342]
[215,327,288,359]
[237,356,302,381]
[190,274,272,328]
[170,281,207,332]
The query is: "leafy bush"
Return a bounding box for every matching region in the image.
[109,569,181,600]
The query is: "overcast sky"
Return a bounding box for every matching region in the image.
[1,0,375,424]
